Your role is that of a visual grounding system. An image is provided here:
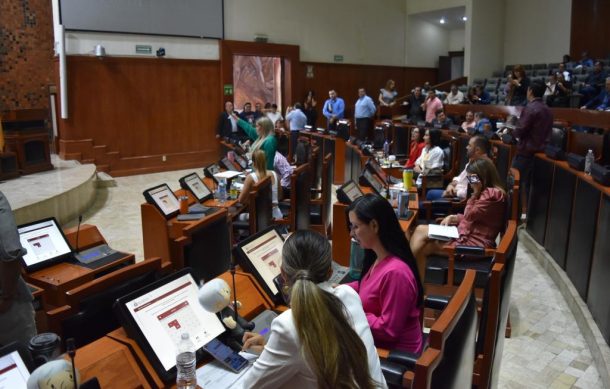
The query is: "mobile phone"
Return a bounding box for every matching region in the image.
[203,338,249,373]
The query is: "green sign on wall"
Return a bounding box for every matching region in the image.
[223,84,234,95]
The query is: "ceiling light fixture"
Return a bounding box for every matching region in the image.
[440,17,446,24]
[462,16,468,21]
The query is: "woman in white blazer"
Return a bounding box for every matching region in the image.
[238,230,387,389]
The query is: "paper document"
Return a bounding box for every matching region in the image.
[214,171,242,179]
[329,261,350,284]
[428,224,459,241]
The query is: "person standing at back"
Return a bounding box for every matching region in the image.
[509,80,553,211]
[421,90,443,125]
[0,191,37,346]
[322,89,345,132]
[354,88,376,141]
[285,103,308,161]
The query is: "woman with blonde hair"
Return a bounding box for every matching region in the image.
[237,149,283,220]
[410,158,507,278]
[379,79,397,107]
[239,230,386,389]
[233,114,277,169]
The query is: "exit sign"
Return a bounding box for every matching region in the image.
[223,84,234,95]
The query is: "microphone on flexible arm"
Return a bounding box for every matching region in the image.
[66,338,78,389]
[75,215,83,254]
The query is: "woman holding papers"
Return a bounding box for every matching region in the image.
[233,114,277,170]
[237,150,283,220]
[346,194,424,354]
[410,158,507,279]
[239,230,386,388]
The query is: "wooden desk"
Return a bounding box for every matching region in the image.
[331,188,419,266]
[70,336,153,389]
[24,225,134,307]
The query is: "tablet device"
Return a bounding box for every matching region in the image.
[17,217,73,272]
[233,154,248,170]
[143,183,180,219]
[220,157,242,172]
[203,163,221,184]
[113,268,225,383]
[360,168,386,195]
[336,180,365,204]
[202,338,249,373]
[0,341,35,388]
[233,226,285,305]
[179,173,213,202]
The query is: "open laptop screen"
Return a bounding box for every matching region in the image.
[233,226,285,303]
[114,269,224,383]
[18,217,72,272]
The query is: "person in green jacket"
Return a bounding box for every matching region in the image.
[233,114,277,170]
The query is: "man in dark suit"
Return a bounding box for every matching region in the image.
[216,101,247,142]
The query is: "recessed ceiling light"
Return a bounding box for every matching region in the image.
[440,17,446,24]
[462,16,468,21]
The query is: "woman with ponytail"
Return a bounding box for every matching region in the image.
[346,194,424,354]
[238,230,386,389]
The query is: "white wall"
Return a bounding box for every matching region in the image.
[224,0,407,66]
[449,28,465,52]
[405,17,449,67]
[503,0,571,66]
[406,0,466,15]
[465,0,505,81]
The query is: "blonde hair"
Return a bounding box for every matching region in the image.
[251,149,267,177]
[282,231,377,389]
[251,117,274,152]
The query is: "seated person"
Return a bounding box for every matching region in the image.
[404,127,425,169]
[430,110,454,129]
[273,151,294,198]
[546,72,572,107]
[473,112,492,135]
[239,230,386,388]
[425,135,491,201]
[409,158,507,279]
[543,73,557,103]
[473,84,491,105]
[581,77,610,111]
[461,110,476,132]
[346,194,424,354]
[580,61,607,105]
[465,86,478,104]
[413,128,444,187]
[237,150,283,220]
[444,84,464,105]
[234,115,277,170]
[558,62,572,82]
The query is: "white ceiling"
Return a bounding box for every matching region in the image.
[411,6,467,30]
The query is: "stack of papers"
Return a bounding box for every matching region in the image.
[428,224,459,241]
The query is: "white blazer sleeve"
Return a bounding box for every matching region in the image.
[428,147,444,170]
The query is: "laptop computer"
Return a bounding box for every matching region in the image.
[0,341,35,388]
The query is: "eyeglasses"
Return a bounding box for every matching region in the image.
[467,174,481,184]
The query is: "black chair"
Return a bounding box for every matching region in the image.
[310,153,332,237]
[278,163,312,231]
[46,257,162,348]
[381,270,478,389]
[233,175,273,237]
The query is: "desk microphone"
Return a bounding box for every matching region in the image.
[230,260,238,323]
[66,337,77,389]
[75,215,83,254]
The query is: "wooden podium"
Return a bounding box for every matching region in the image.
[24,224,134,307]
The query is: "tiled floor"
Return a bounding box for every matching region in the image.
[37,166,607,388]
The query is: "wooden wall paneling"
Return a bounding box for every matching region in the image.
[544,163,576,269]
[564,177,600,300]
[567,131,604,157]
[587,193,610,344]
[58,56,221,176]
[570,0,610,60]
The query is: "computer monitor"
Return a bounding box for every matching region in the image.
[18,217,73,272]
[366,159,390,185]
[336,180,365,204]
[220,157,242,172]
[113,269,225,383]
[233,226,285,305]
[0,342,35,388]
[203,163,221,184]
[143,183,180,219]
[179,173,213,202]
[361,168,386,196]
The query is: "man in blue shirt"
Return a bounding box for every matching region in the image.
[581,77,610,111]
[285,103,308,160]
[354,88,376,140]
[322,89,345,132]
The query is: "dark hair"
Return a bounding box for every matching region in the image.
[294,102,303,110]
[435,109,445,117]
[282,230,377,389]
[244,102,252,108]
[427,128,442,148]
[347,194,424,307]
[529,80,546,98]
[272,103,278,109]
[471,135,491,156]
[264,102,272,109]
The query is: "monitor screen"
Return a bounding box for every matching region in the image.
[179,173,212,202]
[18,218,72,272]
[234,227,285,299]
[343,181,365,202]
[116,271,224,376]
[367,159,389,184]
[143,184,180,219]
[363,169,385,195]
[0,350,30,388]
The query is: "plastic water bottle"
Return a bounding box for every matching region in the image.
[230,180,238,199]
[217,179,227,204]
[176,333,197,389]
[584,149,594,175]
[383,139,390,159]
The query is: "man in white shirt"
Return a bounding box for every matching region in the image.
[266,103,283,126]
[444,84,464,105]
